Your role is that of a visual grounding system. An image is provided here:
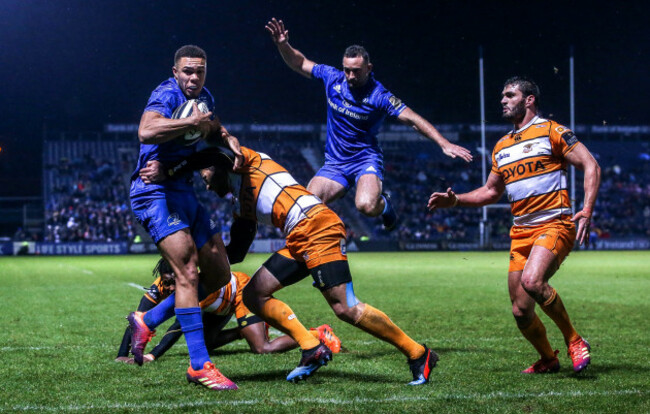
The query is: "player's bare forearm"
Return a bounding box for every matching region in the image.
[266,17,314,78]
[456,186,502,207]
[138,111,208,145]
[429,172,504,210]
[277,42,314,78]
[566,143,601,213]
[581,160,601,213]
[399,108,472,162]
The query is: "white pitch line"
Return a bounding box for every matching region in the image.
[4,389,648,412]
[58,263,94,275]
[127,282,146,291]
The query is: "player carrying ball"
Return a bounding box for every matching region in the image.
[139,145,438,385]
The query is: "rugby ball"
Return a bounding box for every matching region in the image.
[171,99,210,146]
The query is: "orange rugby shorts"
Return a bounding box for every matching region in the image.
[276,208,347,269]
[509,221,576,272]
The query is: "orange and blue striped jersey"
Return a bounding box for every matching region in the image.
[491,116,579,226]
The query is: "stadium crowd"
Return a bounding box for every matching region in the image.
[38,138,649,245]
[42,154,136,242]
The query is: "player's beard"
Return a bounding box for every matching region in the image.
[502,101,526,123]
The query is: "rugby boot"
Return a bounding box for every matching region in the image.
[521,350,560,374]
[286,343,332,382]
[567,337,591,372]
[187,362,238,390]
[310,324,342,353]
[127,311,155,366]
[408,344,439,385]
[381,192,398,231]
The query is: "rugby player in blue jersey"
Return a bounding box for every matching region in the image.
[266,18,472,231]
[128,45,242,391]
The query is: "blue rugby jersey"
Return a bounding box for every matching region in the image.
[130,78,215,197]
[312,64,407,163]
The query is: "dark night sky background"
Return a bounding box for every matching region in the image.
[0,1,648,196]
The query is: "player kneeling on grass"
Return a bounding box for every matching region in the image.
[118,258,341,365]
[139,145,437,385]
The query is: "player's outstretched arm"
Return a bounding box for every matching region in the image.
[265,17,316,79]
[397,108,472,162]
[138,102,212,145]
[565,143,601,246]
[427,172,505,211]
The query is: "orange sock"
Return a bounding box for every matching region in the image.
[258,298,320,350]
[540,289,580,346]
[519,314,556,360]
[355,304,424,360]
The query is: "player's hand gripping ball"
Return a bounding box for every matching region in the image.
[171,99,210,145]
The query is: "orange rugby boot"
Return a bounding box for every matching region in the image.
[567,337,591,373]
[187,362,238,391]
[127,311,155,366]
[521,350,560,374]
[311,324,342,353]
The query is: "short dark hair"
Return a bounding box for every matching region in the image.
[504,76,541,108]
[344,45,370,64]
[174,45,207,65]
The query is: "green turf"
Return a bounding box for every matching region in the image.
[1,251,649,413]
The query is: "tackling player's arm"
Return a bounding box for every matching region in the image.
[427,172,505,211]
[397,108,472,162]
[138,147,231,184]
[265,17,316,79]
[227,218,257,264]
[138,101,216,145]
[564,143,601,246]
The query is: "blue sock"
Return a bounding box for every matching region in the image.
[381,195,390,215]
[175,307,210,370]
[142,292,176,329]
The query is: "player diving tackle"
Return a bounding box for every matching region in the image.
[139,144,438,385]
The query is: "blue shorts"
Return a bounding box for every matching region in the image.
[131,190,219,249]
[315,156,384,191]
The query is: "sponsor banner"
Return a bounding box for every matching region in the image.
[129,242,159,254]
[1,241,13,255]
[15,242,129,255]
[590,238,650,250]
[400,241,440,251]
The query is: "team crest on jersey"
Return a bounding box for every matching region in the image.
[513,134,522,142]
[389,95,402,110]
[334,84,342,93]
[522,142,538,153]
[167,213,181,226]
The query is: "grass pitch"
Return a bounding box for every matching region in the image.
[1,251,649,413]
